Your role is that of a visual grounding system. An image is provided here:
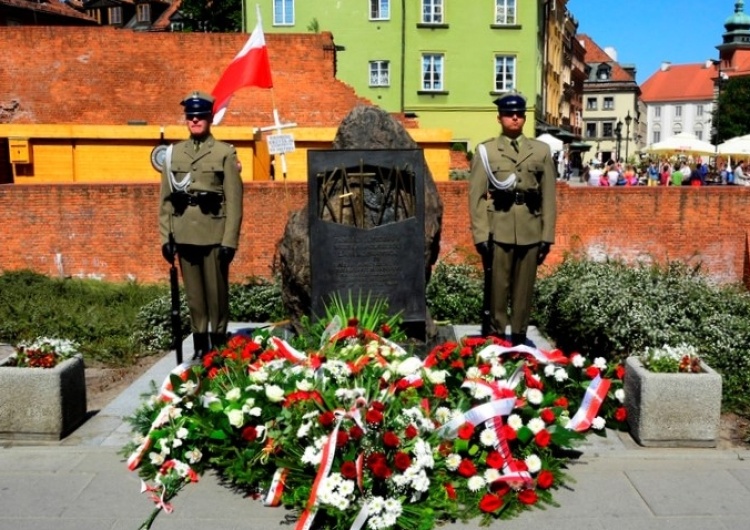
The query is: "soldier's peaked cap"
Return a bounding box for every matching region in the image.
[493,93,527,113]
[181,91,215,116]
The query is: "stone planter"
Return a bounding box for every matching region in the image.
[0,354,87,441]
[624,356,722,448]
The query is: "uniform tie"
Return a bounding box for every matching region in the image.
[510,139,519,153]
[193,140,201,152]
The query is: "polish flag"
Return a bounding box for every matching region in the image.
[211,14,273,125]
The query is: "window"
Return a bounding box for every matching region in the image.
[585,122,597,138]
[108,6,121,24]
[273,0,294,25]
[673,123,682,134]
[596,65,610,80]
[603,122,614,138]
[696,130,703,140]
[697,104,704,117]
[653,131,661,143]
[88,9,102,23]
[369,61,390,87]
[422,0,443,24]
[494,55,516,92]
[674,105,682,117]
[370,0,390,20]
[654,106,661,118]
[421,53,444,91]
[136,4,150,23]
[495,0,516,24]
[603,97,614,110]
[586,97,597,111]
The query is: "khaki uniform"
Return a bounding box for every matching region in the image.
[158,135,243,336]
[468,134,557,337]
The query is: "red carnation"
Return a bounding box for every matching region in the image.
[383,431,400,448]
[371,461,393,480]
[451,360,464,369]
[502,424,517,441]
[536,470,554,489]
[371,401,385,412]
[434,384,449,399]
[585,365,600,379]
[459,346,473,357]
[457,422,474,440]
[457,458,477,477]
[491,481,511,496]
[517,489,538,505]
[350,425,365,440]
[553,396,569,408]
[340,460,357,480]
[486,450,504,469]
[380,323,391,336]
[318,411,335,427]
[394,452,412,471]
[365,408,384,424]
[615,364,625,379]
[444,482,457,500]
[241,426,258,442]
[478,493,503,513]
[540,408,556,424]
[614,407,628,422]
[534,429,551,448]
[404,424,418,439]
[337,431,350,447]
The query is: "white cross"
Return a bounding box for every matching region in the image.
[255,109,297,179]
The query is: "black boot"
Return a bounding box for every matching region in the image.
[511,333,527,347]
[192,332,210,360]
[209,332,228,352]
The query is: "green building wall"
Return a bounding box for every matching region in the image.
[254,0,540,150]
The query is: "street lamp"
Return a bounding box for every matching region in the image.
[624,111,632,162]
[615,120,623,161]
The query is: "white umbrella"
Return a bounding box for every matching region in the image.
[535,133,564,153]
[646,132,715,156]
[717,134,750,156]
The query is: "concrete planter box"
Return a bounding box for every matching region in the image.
[0,354,87,441]
[624,356,722,448]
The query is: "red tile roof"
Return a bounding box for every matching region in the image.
[0,26,371,127]
[640,62,716,103]
[0,0,97,22]
[722,49,750,78]
[577,34,636,83]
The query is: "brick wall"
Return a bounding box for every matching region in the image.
[1,183,748,289]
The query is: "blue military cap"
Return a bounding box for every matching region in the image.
[493,93,527,114]
[181,90,215,117]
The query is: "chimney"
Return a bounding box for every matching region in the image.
[660,61,671,71]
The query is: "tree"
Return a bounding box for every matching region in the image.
[178,0,243,32]
[713,76,750,144]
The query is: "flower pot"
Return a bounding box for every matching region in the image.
[0,354,87,441]
[624,356,722,448]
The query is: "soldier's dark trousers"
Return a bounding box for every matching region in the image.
[178,244,230,336]
[490,242,540,340]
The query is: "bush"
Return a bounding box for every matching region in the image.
[532,257,750,413]
[229,276,285,322]
[426,261,483,324]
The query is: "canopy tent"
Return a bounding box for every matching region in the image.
[717,134,750,156]
[535,133,564,153]
[646,132,715,156]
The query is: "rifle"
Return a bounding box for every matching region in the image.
[168,234,183,365]
[481,233,494,337]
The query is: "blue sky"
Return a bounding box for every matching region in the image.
[566,0,736,84]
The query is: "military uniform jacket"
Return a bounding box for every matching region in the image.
[159,135,243,248]
[468,134,557,246]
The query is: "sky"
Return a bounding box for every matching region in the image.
[566,0,737,84]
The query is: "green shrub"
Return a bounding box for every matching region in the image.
[532,257,750,413]
[229,276,285,322]
[426,261,483,324]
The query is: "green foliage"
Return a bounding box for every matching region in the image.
[178,0,242,32]
[713,75,750,143]
[426,261,483,324]
[532,257,750,413]
[229,276,285,322]
[131,291,191,353]
[0,270,166,366]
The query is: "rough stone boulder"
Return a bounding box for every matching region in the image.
[277,105,444,332]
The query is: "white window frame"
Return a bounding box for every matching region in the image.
[495,0,516,25]
[603,122,614,138]
[654,106,661,118]
[586,97,597,111]
[585,122,597,138]
[273,0,294,26]
[136,3,150,23]
[603,97,614,110]
[369,60,390,87]
[370,0,390,20]
[674,105,682,117]
[421,53,444,91]
[109,6,121,24]
[422,0,444,24]
[653,131,661,143]
[494,55,516,92]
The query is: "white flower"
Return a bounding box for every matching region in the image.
[525,454,542,473]
[175,427,189,439]
[527,417,546,434]
[591,416,606,430]
[383,497,403,516]
[297,422,311,438]
[201,391,220,408]
[614,388,625,403]
[301,446,321,466]
[571,354,585,368]
[435,407,452,424]
[226,408,244,428]
[172,438,183,448]
[466,366,483,379]
[186,448,202,464]
[479,428,498,446]
[225,387,241,401]
[296,379,313,392]
[544,365,556,377]
[179,380,198,394]
[468,382,493,400]
[554,368,569,382]
[245,406,262,417]
[445,453,461,471]
[525,388,544,405]
[490,363,507,378]
[558,411,571,428]
[467,475,486,492]
[425,369,447,384]
[507,414,524,430]
[149,452,165,466]
[484,468,501,484]
[265,384,285,402]
[593,357,607,370]
[248,369,269,383]
[396,356,423,376]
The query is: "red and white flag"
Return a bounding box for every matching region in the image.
[211,11,273,125]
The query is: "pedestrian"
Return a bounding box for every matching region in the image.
[468,92,557,346]
[158,90,244,359]
[647,160,659,187]
[660,163,671,186]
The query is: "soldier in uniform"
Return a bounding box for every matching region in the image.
[159,91,244,359]
[468,92,557,346]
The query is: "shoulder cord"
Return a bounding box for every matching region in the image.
[166,144,191,193]
[478,143,516,191]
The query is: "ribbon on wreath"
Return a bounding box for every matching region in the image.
[263,468,288,507]
[476,344,569,365]
[159,359,200,402]
[566,375,610,431]
[140,480,174,514]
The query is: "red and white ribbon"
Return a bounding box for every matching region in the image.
[159,359,200,402]
[437,398,516,440]
[263,468,288,506]
[126,405,174,471]
[269,337,308,364]
[477,344,568,365]
[567,375,611,432]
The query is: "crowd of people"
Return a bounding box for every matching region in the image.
[578,158,750,187]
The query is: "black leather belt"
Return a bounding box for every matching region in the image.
[492,189,538,205]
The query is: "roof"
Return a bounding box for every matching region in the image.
[640,63,716,103]
[577,34,636,83]
[0,26,372,127]
[0,0,98,22]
